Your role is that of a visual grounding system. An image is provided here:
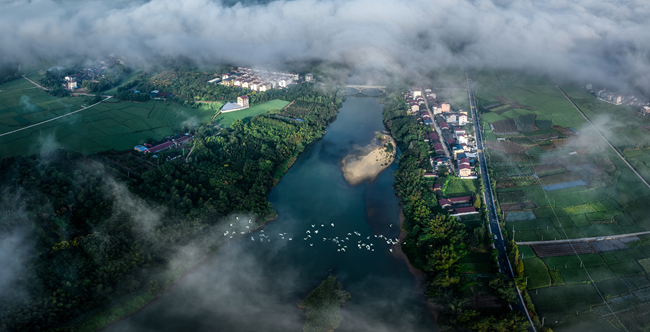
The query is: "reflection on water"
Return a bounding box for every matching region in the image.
[104,97,436,332]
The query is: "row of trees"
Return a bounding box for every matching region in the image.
[382,94,531,332]
[0,83,344,331]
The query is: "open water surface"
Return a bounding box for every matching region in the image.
[105,97,436,332]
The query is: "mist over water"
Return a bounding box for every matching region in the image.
[104,97,436,332]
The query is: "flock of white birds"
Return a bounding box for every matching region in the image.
[222,217,401,253]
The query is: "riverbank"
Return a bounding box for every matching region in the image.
[395,208,441,324]
[340,132,396,185]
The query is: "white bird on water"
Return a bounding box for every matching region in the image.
[389,249,393,252]
[312,224,315,228]
[331,223,334,227]
[289,238,292,241]
[306,230,311,234]
[321,224,324,227]
[310,243,313,246]
[251,237,255,241]
[315,230,319,234]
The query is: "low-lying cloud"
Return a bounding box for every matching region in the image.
[1,0,649,91]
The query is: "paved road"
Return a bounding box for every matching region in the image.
[22,75,49,90]
[465,70,536,331]
[421,92,456,174]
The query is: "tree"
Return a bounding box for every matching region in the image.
[474,196,482,209]
[489,273,517,303]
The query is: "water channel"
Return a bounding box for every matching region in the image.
[105,95,437,332]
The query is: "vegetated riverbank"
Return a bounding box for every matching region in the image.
[298,273,351,332]
[83,131,333,331]
[394,208,441,323]
[0,83,346,332]
[340,132,396,185]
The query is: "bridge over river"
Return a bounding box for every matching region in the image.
[345,84,387,93]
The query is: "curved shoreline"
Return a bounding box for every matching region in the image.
[341,133,397,186]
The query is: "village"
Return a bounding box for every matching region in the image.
[404,86,481,217]
[210,67,310,92]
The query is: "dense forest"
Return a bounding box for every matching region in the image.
[0,64,21,85]
[0,83,344,332]
[382,95,532,332]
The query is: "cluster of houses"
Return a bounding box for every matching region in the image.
[63,67,105,91]
[133,133,194,157]
[209,67,309,92]
[588,85,649,107]
[61,58,123,91]
[403,87,477,179]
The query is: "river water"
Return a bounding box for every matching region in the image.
[105,96,436,332]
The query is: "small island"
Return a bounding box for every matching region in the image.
[341,131,397,185]
[298,274,352,332]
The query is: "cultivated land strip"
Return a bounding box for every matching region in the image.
[555,83,650,190]
[517,231,650,245]
[0,96,112,137]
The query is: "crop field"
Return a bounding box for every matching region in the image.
[214,99,290,128]
[490,118,518,134]
[0,80,212,156]
[486,141,527,154]
[478,74,650,245]
[518,239,650,331]
[514,114,536,132]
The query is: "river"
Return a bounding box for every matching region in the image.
[104,96,437,332]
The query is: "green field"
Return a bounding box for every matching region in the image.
[214,99,290,128]
[0,79,212,156]
[443,178,480,197]
[477,71,650,331]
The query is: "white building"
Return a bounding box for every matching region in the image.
[459,114,468,126]
[305,73,314,82]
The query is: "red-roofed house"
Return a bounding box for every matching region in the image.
[433,183,442,192]
[459,158,470,166]
[429,132,439,141]
[439,198,452,209]
[424,172,437,178]
[452,207,478,216]
[447,138,456,146]
[147,141,175,154]
[433,143,444,154]
[439,122,449,129]
[459,164,472,177]
[449,196,472,204]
